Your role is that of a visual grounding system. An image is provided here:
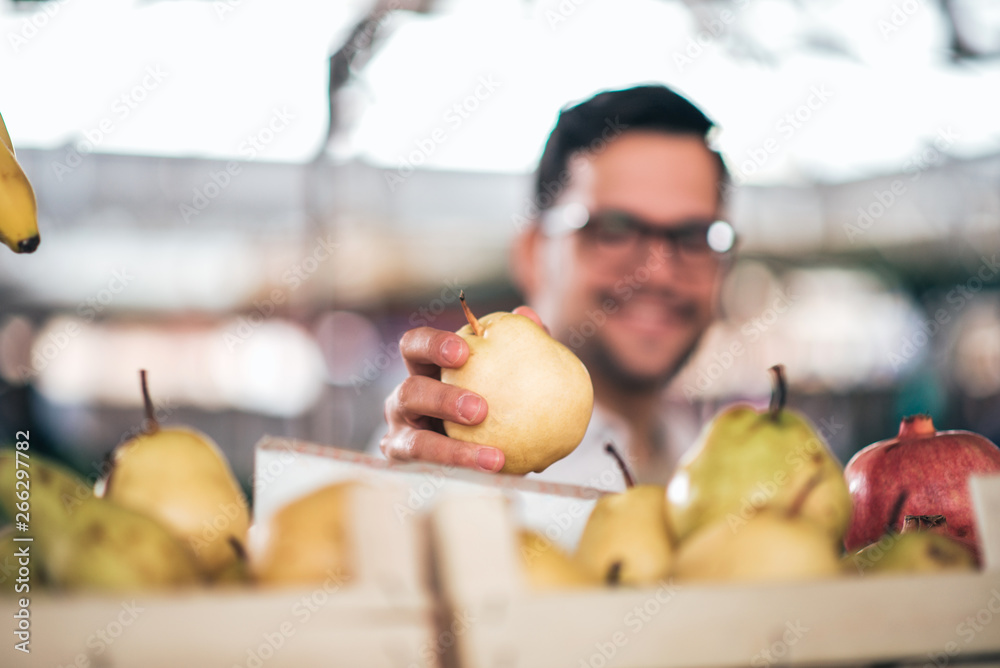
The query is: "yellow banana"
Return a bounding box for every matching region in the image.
[0,111,40,254]
[0,115,11,152]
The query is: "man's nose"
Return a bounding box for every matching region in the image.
[639,234,683,282]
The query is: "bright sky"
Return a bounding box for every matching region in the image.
[2,0,999,185]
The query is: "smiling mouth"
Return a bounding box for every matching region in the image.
[602,291,696,334]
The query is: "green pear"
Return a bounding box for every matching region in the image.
[673,464,843,583]
[0,447,92,539]
[211,538,253,586]
[672,510,843,584]
[441,292,594,475]
[252,481,357,587]
[574,445,674,586]
[0,446,95,575]
[51,496,203,591]
[0,449,201,591]
[518,530,596,590]
[846,515,976,576]
[103,370,250,579]
[0,524,34,595]
[666,365,852,545]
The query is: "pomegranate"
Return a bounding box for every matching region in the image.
[844,414,1000,558]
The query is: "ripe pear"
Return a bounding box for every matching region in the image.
[211,538,254,586]
[0,524,34,594]
[51,496,203,591]
[672,511,842,584]
[574,445,674,586]
[518,530,596,590]
[103,370,250,579]
[0,447,91,538]
[0,449,201,591]
[666,365,852,545]
[1,446,95,572]
[252,481,358,587]
[846,515,976,576]
[440,292,594,475]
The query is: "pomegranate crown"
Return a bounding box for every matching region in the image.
[898,414,936,439]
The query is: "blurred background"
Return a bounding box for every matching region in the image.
[1,0,999,494]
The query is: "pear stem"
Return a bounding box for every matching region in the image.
[140,369,159,434]
[228,535,247,561]
[459,290,484,336]
[767,364,787,420]
[604,443,635,488]
[606,561,622,586]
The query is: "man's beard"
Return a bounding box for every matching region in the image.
[584,331,703,395]
[578,286,707,394]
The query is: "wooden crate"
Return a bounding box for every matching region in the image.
[13,438,996,667]
[253,436,607,553]
[1,440,438,668]
[430,473,1000,668]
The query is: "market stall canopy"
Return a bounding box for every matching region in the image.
[2,0,999,185]
[1,0,997,318]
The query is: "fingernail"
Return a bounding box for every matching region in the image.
[442,339,462,365]
[476,448,502,472]
[457,395,484,423]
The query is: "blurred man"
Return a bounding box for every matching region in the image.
[380,84,736,489]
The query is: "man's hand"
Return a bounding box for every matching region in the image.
[381,306,545,472]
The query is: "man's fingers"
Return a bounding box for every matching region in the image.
[381,429,505,472]
[512,305,549,334]
[395,375,487,426]
[399,327,469,378]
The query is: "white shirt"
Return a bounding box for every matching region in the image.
[365,395,707,550]
[366,395,707,490]
[526,398,704,492]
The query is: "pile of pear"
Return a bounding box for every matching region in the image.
[519,365,977,591]
[0,370,363,594]
[0,371,251,592]
[0,449,205,591]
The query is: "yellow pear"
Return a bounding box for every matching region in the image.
[103,370,250,579]
[672,511,842,584]
[846,515,976,576]
[211,541,254,586]
[441,292,594,475]
[0,524,32,595]
[666,365,852,545]
[518,530,596,590]
[0,449,201,591]
[672,471,843,583]
[51,497,203,591]
[574,445,673,585]
[0,447,91,539]
[252,481,358,587]
[0,447,93,571]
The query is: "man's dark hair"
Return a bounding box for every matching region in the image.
[533,84,729,212]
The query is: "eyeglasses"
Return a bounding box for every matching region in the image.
[541,203,737,265]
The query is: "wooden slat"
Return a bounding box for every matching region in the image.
[432,491,1000,668]
[2,588,433,668]
[254,437,604,552]
[971,474,1000,571]
[2,439,440,668]
[466,573,1000,668]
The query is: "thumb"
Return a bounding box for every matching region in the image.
[512,305,550,335]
